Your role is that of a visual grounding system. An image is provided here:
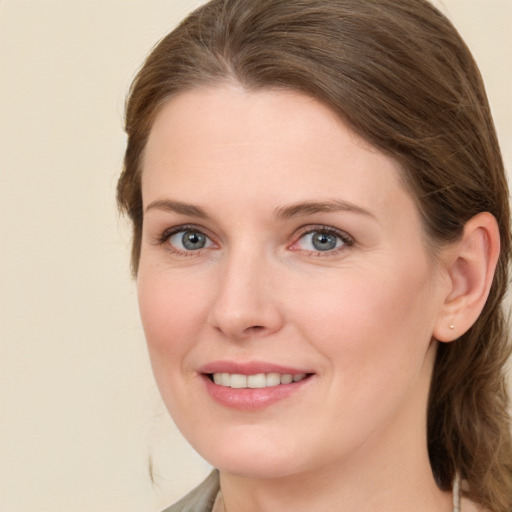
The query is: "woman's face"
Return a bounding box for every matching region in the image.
[138,86,450,479]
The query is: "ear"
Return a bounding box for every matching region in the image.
[433,212,500,343]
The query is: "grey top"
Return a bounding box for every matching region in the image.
[162,471,220,512]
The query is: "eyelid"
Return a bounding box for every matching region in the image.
[157,224,218,253]
[153,223,354,257]
[289,225,355,254]
[157,223,209,240]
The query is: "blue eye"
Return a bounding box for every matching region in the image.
[295,229,351,253]
[167,229,213,251]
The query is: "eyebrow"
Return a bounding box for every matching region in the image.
[274,199,376,221]
[144,198,376,222]
[144,199,211,219]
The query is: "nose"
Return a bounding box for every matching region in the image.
[206,248,284,341]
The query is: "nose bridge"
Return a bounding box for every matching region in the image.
[207,241,283,339]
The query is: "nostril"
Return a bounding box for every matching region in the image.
[245,325,265,334]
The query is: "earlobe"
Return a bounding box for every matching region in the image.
[433,212,500,343]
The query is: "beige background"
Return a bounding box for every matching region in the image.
[1,1,510,511]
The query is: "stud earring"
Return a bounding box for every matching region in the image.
[449,324,455,330]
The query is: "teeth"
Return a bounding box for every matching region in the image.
[247,374,266,388]
[210,372,308,388]
[280,373,293,384]
[230,374,247,389]
[266,372,281,386]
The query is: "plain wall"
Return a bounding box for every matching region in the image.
[1,1,510,511]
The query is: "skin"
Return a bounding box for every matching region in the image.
[137,85,492,512]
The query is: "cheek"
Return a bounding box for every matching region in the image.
[137,269,210,368]
[292,262,436,374]
[294,265,437,438]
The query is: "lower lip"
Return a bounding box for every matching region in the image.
[202,374,313,410]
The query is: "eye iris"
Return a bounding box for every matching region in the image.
[312,232,337,251]
[182,231,206,250]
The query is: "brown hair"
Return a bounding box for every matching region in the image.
[117,0,512,509]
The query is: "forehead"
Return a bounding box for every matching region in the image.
[141,85,412,220]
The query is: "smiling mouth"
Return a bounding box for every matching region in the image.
[207,372,310,389]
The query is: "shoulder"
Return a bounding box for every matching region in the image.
[161,470,220,512]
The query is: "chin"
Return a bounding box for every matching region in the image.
[214,454,304,480]
[185,425,309,479]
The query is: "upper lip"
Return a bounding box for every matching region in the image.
[198,361,313,375]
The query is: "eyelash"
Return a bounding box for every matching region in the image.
[290,225,355,257]
[156,224,355,257]
[157,224,214,257]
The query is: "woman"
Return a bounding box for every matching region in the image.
[117,0,512,511]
